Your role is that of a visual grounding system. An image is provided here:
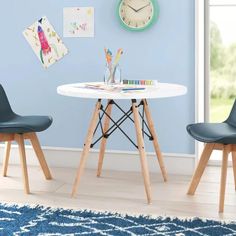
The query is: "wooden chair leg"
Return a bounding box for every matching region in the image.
[219,146,229,213]
[71,100,101,197]
[28,132,52,180]
[15,134,30,194]
[232,151,236,190]
[97,100,112,177]
[143,99,167,182]
[132,100,152,204]
[2,141,11,177]
[187,143,215,195]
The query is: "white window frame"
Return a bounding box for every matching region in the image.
[195,0,209,124]
[195,0,208,164]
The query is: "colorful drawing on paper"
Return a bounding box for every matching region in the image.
[63,7,94,38]
[23,16,68,69]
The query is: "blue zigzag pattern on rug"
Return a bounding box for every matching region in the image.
[0,203,236,235]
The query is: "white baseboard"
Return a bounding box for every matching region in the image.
[0,144,195,175]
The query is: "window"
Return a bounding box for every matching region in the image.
[207,0,236,162]
[209,0,236,122]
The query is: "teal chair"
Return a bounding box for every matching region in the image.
[0,84,52,194]
[187,100,236,212]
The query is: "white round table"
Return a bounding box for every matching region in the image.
[57,82,187,100]
[57,82,187,203]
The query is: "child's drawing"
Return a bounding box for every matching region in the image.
[23,16,68,68]
[64,7,94,37]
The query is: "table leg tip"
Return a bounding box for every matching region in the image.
[46,177,53,180]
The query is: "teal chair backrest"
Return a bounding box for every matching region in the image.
[226,99,236,127]
[0,84,15,121]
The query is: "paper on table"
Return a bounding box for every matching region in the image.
[73,83,147,93]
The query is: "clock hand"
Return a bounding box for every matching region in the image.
[127,4,138,12]
[136,4,150,12]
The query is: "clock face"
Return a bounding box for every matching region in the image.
[118,0,158,31]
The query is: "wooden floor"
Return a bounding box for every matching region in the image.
[0,165,236,221]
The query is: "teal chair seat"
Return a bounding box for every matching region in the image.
[187,122,236,144]
[0,115,52,134]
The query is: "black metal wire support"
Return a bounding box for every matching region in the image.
[90,99,154,149]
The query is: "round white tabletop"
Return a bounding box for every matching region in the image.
[57,82,187,100]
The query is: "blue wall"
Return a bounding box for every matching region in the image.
[0,0,195,154]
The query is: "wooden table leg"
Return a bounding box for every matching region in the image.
[2,141,11,177]
[232,151,236,190]
[132,99,152,204]
[143,99,167,182]
[28,132,52,180]
[187,143,215,195]
[15,134,30,194]
[72,100,102,197]
[97,100,113,177]
[219,145,229,213]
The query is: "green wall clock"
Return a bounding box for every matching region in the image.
[117,0,159,31]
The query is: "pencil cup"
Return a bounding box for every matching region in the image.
[104,64,121,85]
